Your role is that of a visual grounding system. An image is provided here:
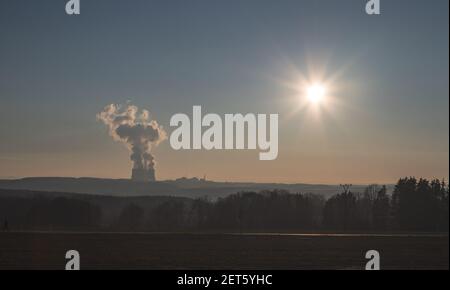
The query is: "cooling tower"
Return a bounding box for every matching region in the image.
[131,168,155,182]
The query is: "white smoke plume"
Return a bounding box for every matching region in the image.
[97,103,167,170]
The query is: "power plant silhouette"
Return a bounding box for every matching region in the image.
[131,168,155,182]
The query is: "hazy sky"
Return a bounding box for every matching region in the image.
[0,0,448,184]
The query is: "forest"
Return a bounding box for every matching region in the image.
[0,177,448,233]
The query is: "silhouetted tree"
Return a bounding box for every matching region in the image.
[372,185,390,230]
[323,191,358,231]
[116,203,144,231]
[392,177,448,231]
[149,200,185,231]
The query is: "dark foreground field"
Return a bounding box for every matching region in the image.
[0,232,448,270]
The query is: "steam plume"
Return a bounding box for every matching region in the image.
[97,103,167,170]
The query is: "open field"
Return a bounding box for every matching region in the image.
[0,232,448,270]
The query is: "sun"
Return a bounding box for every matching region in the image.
[306,83,327,105]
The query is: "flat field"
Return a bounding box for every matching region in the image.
[0,232,447,270]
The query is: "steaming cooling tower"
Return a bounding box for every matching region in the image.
[131,168,155,182]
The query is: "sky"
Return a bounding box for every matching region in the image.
[0,0,448,184]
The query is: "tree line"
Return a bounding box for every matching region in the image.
[0,177,448,232]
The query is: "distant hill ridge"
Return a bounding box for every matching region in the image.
[0,177,384,199]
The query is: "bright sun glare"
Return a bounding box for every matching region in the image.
[306,84,326,105]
